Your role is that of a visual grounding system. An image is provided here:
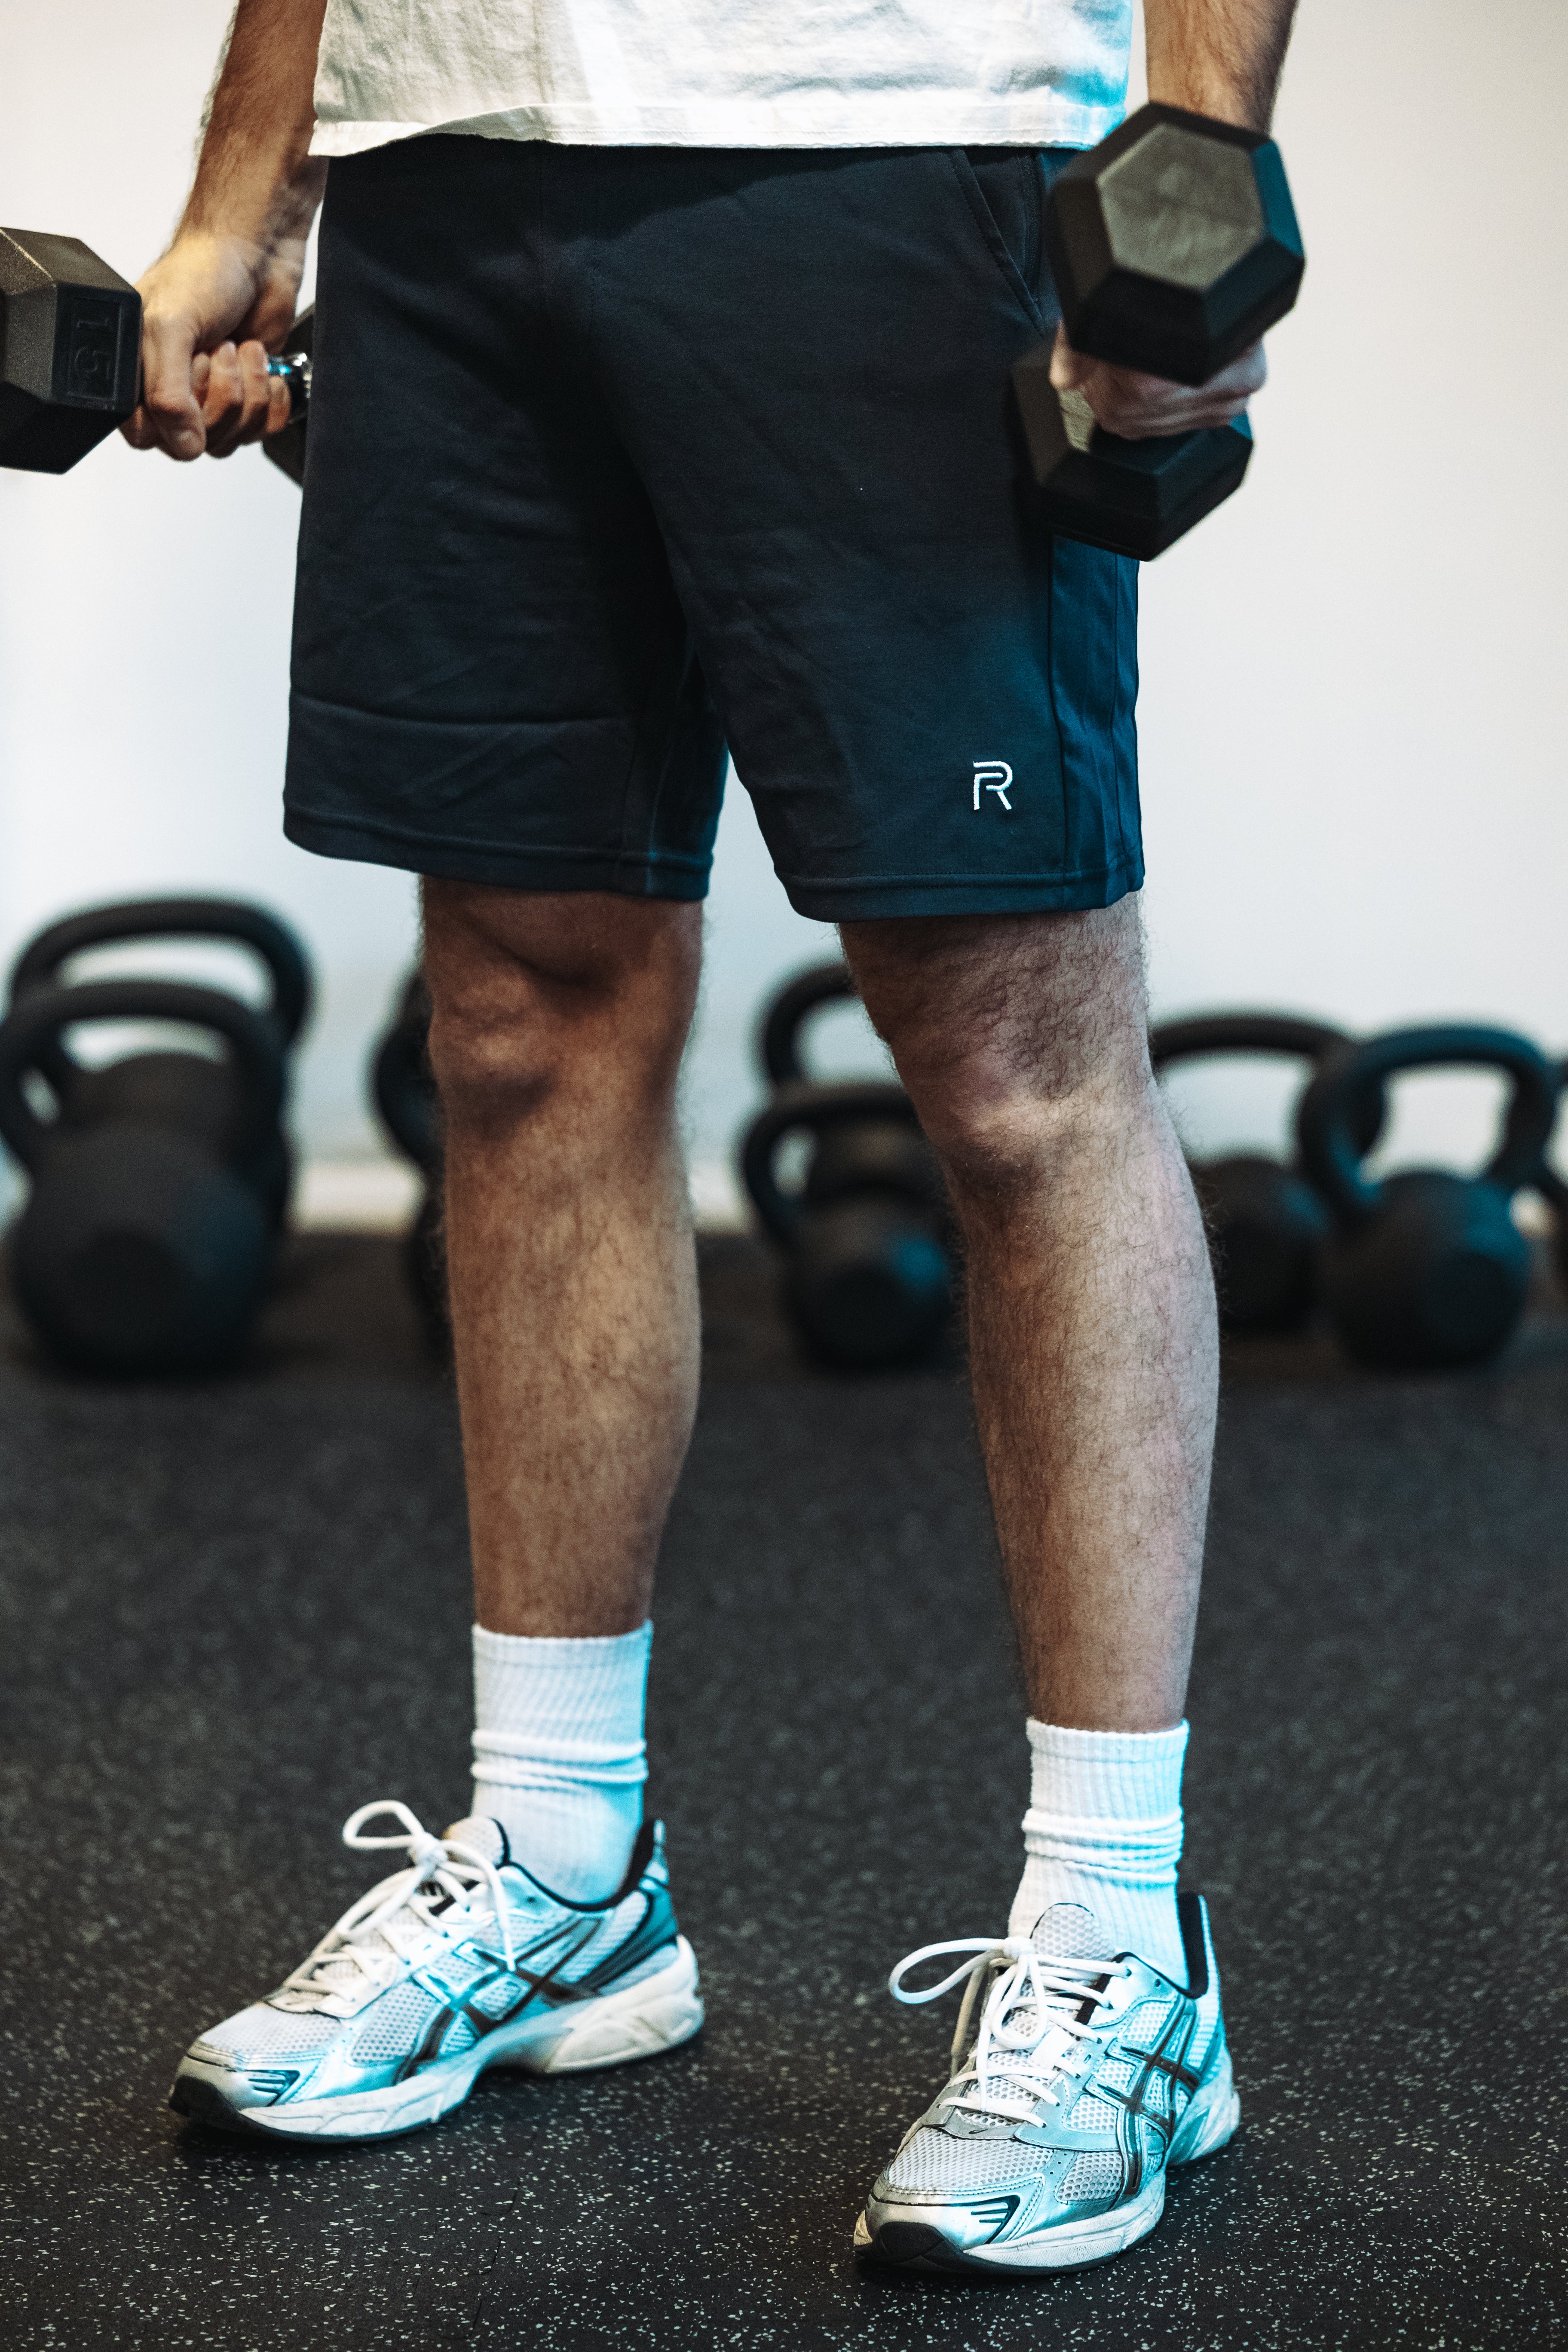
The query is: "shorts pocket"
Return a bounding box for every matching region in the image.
[947,147,1054,337]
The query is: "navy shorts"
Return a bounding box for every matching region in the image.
[285,138,1141,922]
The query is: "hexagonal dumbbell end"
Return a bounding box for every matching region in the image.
[1043,103,1304,386]
[1011,347,1253,560]
[0,229,141,474]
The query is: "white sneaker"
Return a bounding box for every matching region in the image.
[856,1893,1238,2274]
[170,1801,703,2141]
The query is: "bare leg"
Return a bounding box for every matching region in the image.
[421,882,703,1638]
[842,898,1216,1732]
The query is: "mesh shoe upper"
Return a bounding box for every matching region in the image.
[183,1801,680,2111]
[867,1896,1228,2250]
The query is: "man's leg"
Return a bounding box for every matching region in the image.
[423,882,702,1639]
[844,896,1216,1977]
[423,881,703,1898]
[850,897,1237,2273]
[844,895,1215,1736]
[168,882,709,2135]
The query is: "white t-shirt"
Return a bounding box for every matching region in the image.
[309,0,1133,158]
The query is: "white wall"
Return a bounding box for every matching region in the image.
[3,0,1566,1213]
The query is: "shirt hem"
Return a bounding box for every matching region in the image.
[309,96,1124,159]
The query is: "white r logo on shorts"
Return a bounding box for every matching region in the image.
[972,760,1014,812]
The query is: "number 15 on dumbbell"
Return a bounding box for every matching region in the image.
[0,227,311,481]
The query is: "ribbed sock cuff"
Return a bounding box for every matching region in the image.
[1021,1718,1188,1883]
[1024,1717,1188,1816]
[1010,1719,1190,1972]
[472,1620,652,1792]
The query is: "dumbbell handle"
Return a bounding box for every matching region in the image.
[265,345,312,423]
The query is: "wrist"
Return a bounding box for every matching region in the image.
[1145,74,1269,132]
[180,142,325,258]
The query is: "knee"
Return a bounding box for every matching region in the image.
[421,883,701,1134]
[845,906,1156,1203]
[903,1031,1155,1203]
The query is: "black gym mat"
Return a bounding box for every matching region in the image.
[2,1232,1567,2347]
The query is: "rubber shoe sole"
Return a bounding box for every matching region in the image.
[169,1935,703,2143]
[854,2046,1240,2277]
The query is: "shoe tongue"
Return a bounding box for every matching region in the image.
[952,1902,1109,2108]
[441,1815,506,1867]
[1029,1901,1111,1963]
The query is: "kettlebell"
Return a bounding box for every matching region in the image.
[7,896,312,1227]
[1296,1025,1561,1372]
[0,979,286,1373]
[756,959,946,1218]
[370,968,448,1347]
[1150,1014,1386,1334]
[1533,1144,1568,1300]
[740,1081,952,1369]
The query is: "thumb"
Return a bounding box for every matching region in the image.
[133,312,208,460]
[1048,322,1090,391]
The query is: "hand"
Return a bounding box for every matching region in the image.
[1050,323,1265,440]
[120,230,306,462]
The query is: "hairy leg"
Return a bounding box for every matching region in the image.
[421,882,703,1638]
[841,898,1216,1731]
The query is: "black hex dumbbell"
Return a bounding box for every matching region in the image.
[1012,105,1305,560]
[0,227,311,476]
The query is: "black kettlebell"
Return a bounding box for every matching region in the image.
[7,896,312,1226]
[0,979,286,1373]
[370,969,448,1347]
[740,1081,951,1370]
[1296,1025,1561,1372]
[1150,1014,1386,1335]
[1533,1140,1568,1299]
[757,960,946,1217]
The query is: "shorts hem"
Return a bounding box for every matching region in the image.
[779,860,1144,922]
[283,805,712,900]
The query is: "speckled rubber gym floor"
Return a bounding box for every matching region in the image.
[3,1233,1566,2348]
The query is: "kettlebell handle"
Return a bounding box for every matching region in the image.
[1149,1012,1352,1069]
[372,971,440,1174]
[758,963,858,1087]
[8,897,313,1047]
[1149,1010,1388,1164]
[1296,1024,1561,1225]
[740,1081,927,1245]
[0,979,286,1175]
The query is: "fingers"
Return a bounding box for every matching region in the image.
[1049,323,1089,392]
[262,367,295,438]
[201,339,281,458]
[1051,337,1268,441]
[122,308,207,460]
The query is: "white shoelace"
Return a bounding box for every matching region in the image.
[274,1801,518,2010]
[889,1936,1132,2127]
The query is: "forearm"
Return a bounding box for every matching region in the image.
[1143,0,1298,131]
[177,0,330,250]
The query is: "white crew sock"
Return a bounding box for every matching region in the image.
[469,1620,652,1905]
[1008,1717,1190,1982]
